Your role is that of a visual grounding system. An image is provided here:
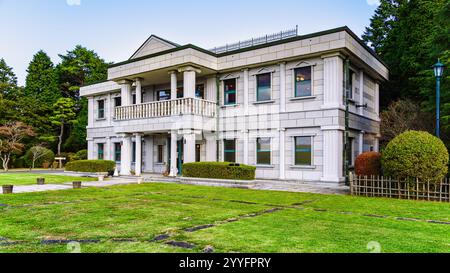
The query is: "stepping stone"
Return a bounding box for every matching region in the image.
[151,234,170,242]
[230,200,258,205]
[184,224,215,232]
[426,220,450,225]
[263,208,282,213]
[396,217,419,222]
[165,241,196,249]
[0,204,8,207]
[203,245,215,253]
[363,214,387,218]
[111,238,137,243]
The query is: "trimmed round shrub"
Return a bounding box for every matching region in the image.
[355,152,381,176]
[65,160,115,174]
[23,147,55,168]
[381,131,449,182]
[183,162,256,180]
[72,150,88,161]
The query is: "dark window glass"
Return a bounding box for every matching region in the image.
[346,137,354,167]
[177,87,183,98]
[97,100,105,119]
[196,144,201,162]
[132,142,136,163]
[295,136,312,166]
[256,73,271,101]
[348,71,354,99]
[257,138,271,165]
[157,145,164,163]
[224,139,236,163]
[132,94,136,105]
[114,143,121,162]
[295,67,312,97]
[196,84,205,99]
[97,143,104,160]
[114,97,122,107]
[157,90,171,101]
[224,79,236,105]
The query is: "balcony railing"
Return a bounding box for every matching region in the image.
[114,97,217,121]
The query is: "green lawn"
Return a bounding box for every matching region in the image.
[0,183,449,253]
[0,173,96,186]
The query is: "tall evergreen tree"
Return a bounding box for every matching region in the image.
[24,50,60,105]
[0,58,18,98]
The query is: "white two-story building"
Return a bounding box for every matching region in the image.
[80,26,388,183]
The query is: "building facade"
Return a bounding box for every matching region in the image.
[80,26,388,183]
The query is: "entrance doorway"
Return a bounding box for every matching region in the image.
[177,140,184,175]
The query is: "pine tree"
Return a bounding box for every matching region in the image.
[24,50,60,106]
[0,58,18,98]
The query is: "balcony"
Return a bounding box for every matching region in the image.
[114,97,217,121]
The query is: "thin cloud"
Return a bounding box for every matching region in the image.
[367,0,380,6]
[66,0,81,6]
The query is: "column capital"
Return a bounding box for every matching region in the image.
[117,79,133,85]
[178,66,201,74]
[134,77,144,82]
[133,132,145,137]
[168,70,178,75]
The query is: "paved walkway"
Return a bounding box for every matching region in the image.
[2,173,348,195]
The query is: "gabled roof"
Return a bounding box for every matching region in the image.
[129,35,180,60]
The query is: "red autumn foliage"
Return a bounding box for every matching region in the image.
[355,152,382,176]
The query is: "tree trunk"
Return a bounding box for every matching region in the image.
[2,156,9,172]
[58,123,64,156]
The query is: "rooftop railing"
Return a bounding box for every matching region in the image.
[209,26,298,54]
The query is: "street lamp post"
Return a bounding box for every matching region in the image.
[433,59,445,138]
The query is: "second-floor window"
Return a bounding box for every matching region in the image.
[348,70,355,100]
[97,143,104,160]
[256,73,271,102]
[196,84,205,99]
[294,67,312,97]
[114,97,122,107]
[157,90,171,101]
[224,79,236,105]
[97,100,105,119]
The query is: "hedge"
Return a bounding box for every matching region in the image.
[355,152,381,176]
[381,131,449,182]
[182,162,256,180]
[65,160,115,174]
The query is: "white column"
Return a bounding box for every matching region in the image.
[120,135,132,176]
[280,62,286,113]
[243,130,249,165]
[106,137,112,160]
[169,71,178,100]
[87,138,95,160]
[135,133,143,176]
[206,76,217,102]
[279,128,286,180]
[179,66,200,98]
[119,80,133,106]
[183,132,196,163]
[375,82,380,116]
[87,97,94,127]
[322,54,344,109]
[359,70,364,115]
[359,131,364,155]
[374,137,380,153]
[321,128,344,183]
[135,78,143,104]
[169,131,178,177]
[205,135,217,162]
[243,68,249,115]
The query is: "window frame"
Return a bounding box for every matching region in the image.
[114,96,122,107]
[293,66,314,98]
[97,143,104,160]
[114,142,121,163]
[256,137,272,166]
[157,145,164,163]
[223,139,237,163]
[255,72,273,102]
[97,99,105,119]
[196,84,205,100]
[293,136,314,167]
[223,78,238,106]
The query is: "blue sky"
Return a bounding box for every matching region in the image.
[0,0,380,85]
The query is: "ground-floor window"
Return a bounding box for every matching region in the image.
[114,143,121,163]
[256,137,271,165]
[97,143,104,160]
[294,136,312,166]
[196,144,201,162]
[224,139,236,163]
[132,142,136,163]
[157,145,164,163]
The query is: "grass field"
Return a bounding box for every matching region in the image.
[0,173,96,186]
[0,183,449,253]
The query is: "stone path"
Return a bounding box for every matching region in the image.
[2,174,348,195]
